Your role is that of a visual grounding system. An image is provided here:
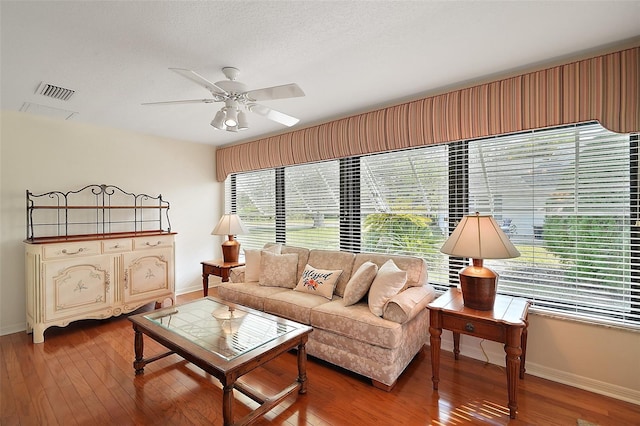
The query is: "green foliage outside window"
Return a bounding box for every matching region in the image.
[362,213,444,260]
[542,215,629,284]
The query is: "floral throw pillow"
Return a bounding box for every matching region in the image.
[259,251,299,288]
[244,244,281,282]
[343,261,378,306]
[294,264,343,300]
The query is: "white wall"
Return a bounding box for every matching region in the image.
[0,111,223,334]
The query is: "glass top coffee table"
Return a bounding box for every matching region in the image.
[129,297,313,426]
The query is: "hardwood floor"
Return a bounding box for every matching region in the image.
[2,290,638,426]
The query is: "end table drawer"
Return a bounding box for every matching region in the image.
[442,315,505,341]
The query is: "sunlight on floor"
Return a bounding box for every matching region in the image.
[433,399,510,425]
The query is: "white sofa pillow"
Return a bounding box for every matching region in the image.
[244,244,281,282]
[343,261,378,306]
[368,259,407,316]
[294,264,342,300]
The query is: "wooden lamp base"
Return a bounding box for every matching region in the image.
[221,235,241,263]
[459,258,498,311]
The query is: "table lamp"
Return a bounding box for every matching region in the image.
[212,214,248,263]
[440,212,520,310]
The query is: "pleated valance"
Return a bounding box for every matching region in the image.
[216,46,639,182]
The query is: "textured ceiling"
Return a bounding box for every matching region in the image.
[1,1,639,147]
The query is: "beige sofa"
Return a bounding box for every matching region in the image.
[216,245,436,390]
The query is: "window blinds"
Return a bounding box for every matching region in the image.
[225,122,639,329]
[227,169,276,252]
[284,161,340,250]
[467,124,638,327]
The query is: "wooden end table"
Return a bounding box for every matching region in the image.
[201,259,245,296]
[427,288,530,419]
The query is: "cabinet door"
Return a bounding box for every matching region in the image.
[43,256,112,322]
[122,248,174,304]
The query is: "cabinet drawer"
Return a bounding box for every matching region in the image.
[42,241,102,260]
[102,239,133,253]
[133,235,173,250]
[442,314,505,342]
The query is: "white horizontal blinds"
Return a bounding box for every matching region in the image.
[468,123,639,327]
[284,161,340,250]
[227,169,276,251]
[360,145,450,284]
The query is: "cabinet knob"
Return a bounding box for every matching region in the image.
[465,322,475,332]
[145,241,161,247]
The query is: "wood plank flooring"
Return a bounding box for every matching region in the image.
[2,290,638,425]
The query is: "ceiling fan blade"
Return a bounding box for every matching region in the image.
[141,99,215,105]
[245,83,305,102]
[169,68,226,95]
[248,103,300,127]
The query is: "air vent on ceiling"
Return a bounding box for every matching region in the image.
[36,82,75,101]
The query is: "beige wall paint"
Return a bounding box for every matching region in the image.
[0,111,222,334]
[1,111,638,403]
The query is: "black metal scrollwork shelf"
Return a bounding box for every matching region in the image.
[26,184,171,242]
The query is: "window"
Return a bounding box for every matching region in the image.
[360,145,450,283]
[284,161,340,249]
[225,122,639,329]
[467,125,637,327]
[227,169,276,250]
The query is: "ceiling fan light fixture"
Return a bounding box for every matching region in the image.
[145,67,304,134]
[224,107,238,127]
[211,110,226,130]
[237,110,249,130]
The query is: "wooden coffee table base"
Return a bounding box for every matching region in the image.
[133,325,308,426]
[129,297,312,426]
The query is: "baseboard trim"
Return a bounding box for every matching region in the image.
[438,334,640,406]
[526,362,640,406]
[0,322,26,336]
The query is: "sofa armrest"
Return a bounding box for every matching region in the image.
[229,266,246,283]
[382,285,435,324]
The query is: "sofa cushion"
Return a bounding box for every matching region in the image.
[259,251,298,288]
[217,282,289,311]
[307,249,355,297]
[309,299,403,349]
[353,253,428,291]
[244,244,281,282]
[368,259,407,317]
[279,245,311,282]
[264,289,333,324]
[343,261,378,306]
[294,264,342,300]
[382,285,435,324]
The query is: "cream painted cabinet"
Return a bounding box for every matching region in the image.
[123,236,175,305]
[25,234,175,343]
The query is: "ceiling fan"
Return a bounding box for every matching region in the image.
[143,67,305,132]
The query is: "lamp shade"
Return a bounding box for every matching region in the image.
[440,213,520,259]
[211,214,248,236]
[237,110,249,130]
[224,107,238,127]
[211,110,226,130]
